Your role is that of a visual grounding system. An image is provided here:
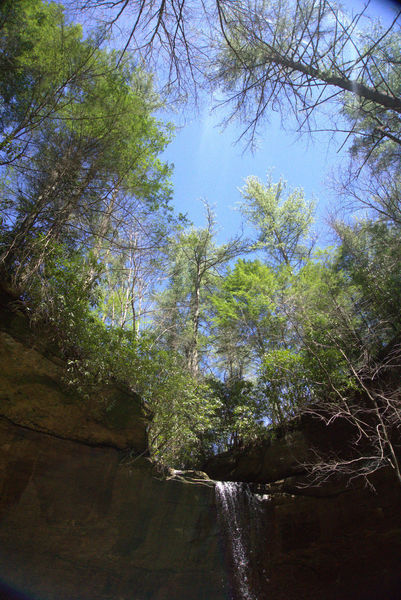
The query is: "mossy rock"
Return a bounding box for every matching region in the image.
[102,386,144,430]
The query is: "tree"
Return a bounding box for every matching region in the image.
[211,259,287,371]
[155,205,245,375]
[203,376,264,453]
[334,164,401,228]
[210,258,297,428]
[96,198,174,332]
[207,176,315,425]
[240,175,315,268]
[0,3,172,290]
[340,30,401,175]
[285,231,401,487]
[0,0,101,167]
[213,0,401,145]
[73,0,241,98]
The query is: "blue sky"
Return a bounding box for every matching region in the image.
[159,0,400,245]
[161,105,341,245]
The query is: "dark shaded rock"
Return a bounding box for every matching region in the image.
[1,413,400,600]
[0,329,147,452]
[0,292,400,600]
[203,427,309,484]
[204,421,401,599]
[203,415,363,487]
[253,474,401,600]
[0,418,228,600]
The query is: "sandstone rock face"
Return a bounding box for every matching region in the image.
[203,428,309,484]
[1,414,400,600]
[0,313,227,599]
[252,476,401,600]
[0,418,227,600]
[203,415,360,487]
[0,327,147,452]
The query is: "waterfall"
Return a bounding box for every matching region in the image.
[215,481,263,600]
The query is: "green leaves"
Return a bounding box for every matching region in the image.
[211,259,284,364]
[0,0,85,163]
[259,349,310,424]
[240,175,315,268]
[0,0,173,303]
[153,206,244,375]
[341,30,401,175]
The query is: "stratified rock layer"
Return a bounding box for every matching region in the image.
[0,325,147,452]
[0,304,227,600]
[0,418,227,600]
[255,474,401,600]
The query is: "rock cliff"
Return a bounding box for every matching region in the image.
[0,300,400,600]
[0,418,227,600]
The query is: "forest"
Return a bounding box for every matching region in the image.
[0,0,400,486]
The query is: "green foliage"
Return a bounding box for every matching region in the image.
[288,254,360,388]
[25,240,219,467]
[341,31,401,175]
[0,0,172,304]
[258,349,311,425]
[240,175,315,268]
[210,258,288,371]
[1,0,400,479]
[334,220,401,340]
[0,0,173,186]
[154,207,244,375]
[0,0,85,163]
[148,372,221,467]
[202,377,265,454]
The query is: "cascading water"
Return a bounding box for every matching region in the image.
[215,482,264,600]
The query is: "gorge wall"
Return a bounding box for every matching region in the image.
[0,301,400,600]
[0,418,227,600]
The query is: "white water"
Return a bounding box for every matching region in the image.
[215,481,260,600]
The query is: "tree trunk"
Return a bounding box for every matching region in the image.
[263,52,401,113]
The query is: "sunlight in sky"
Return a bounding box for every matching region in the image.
[72,0,399,248]
[162,104,340,246]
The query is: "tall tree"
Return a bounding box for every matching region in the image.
[155,205,245,375]
[210,259,288,374]
[96,196,174,332]
[0,0,100,167]
[0,3,172,288]
[213,0,401,144]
